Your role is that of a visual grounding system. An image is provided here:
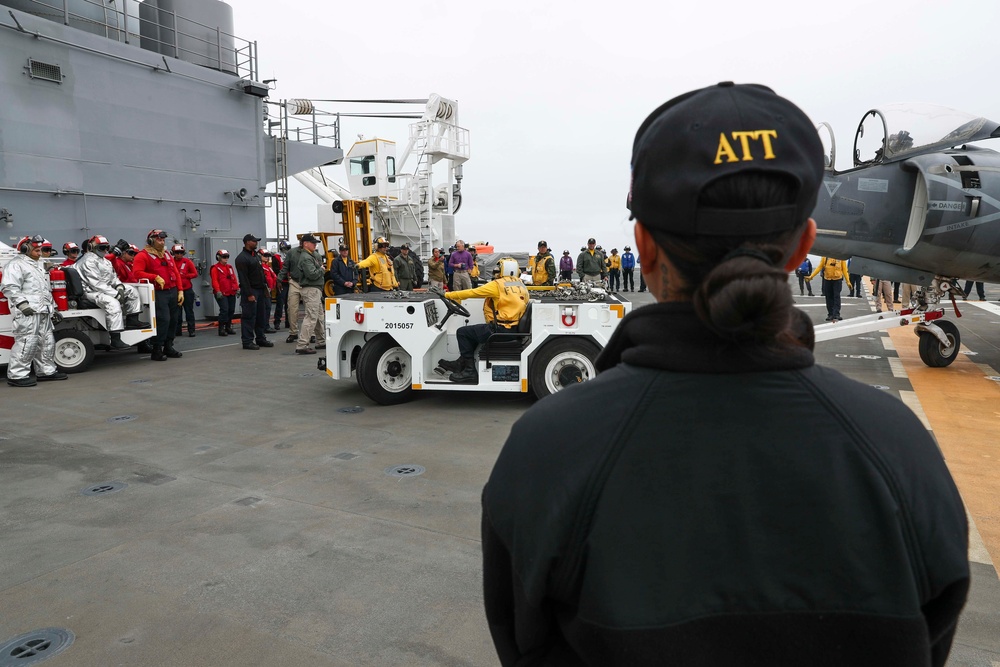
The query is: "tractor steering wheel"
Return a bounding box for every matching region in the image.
[441,292,470,318]
[430,287,470,320]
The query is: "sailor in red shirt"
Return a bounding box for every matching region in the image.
[272,241,289,329]
[132,229,183,361]
[105,241,136,283]
[260,249,278,334]
[172,243,199,337]
[210,249,239,336]
[60,242,80,267]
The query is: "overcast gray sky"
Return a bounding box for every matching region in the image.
[231,0,998,254]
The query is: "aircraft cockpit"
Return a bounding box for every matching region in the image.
[817,104,1000,172]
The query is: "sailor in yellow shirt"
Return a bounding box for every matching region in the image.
[355,237,399,291]
[807,256,852,322]
[438,258,529,383]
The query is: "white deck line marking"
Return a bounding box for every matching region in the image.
[962,300,1000,315]
[968,507,996,567]
[881,337,896,351]
[792,304,828,308]
[976,363,996,375]
[899,390,932,432]
[888,357,908,378]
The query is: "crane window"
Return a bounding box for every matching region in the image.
[350,156,376,175]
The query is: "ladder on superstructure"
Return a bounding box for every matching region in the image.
[274,104,290,243]
[415,150,433,256]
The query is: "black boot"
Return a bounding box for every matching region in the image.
[125,313,150,330]
[219,326,227,336]
[110,332,130,350]
[164,345,183,358]
[449,358,478,384]
[151,345,167,361]
[225,325,235,335]
[437,358,463,373]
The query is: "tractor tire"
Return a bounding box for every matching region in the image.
[54,329,96,373]
[355,333,414,405]
[530,336,601,400]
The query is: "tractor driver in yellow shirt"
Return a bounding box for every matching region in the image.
[437,258,529,383]
[355,236,399,291]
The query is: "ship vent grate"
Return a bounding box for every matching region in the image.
[26,59,62,83]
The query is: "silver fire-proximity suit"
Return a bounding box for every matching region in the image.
[0,253,58,380]
[75,251,141,331]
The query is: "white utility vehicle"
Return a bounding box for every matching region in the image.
[320,284,631,404]
[0,243,156,373]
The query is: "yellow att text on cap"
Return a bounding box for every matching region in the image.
[714,130,778,164]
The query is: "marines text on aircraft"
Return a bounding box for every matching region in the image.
[810,104,1000,366]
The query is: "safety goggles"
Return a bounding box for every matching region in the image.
[150,231,168,239]
[218,253,230,259]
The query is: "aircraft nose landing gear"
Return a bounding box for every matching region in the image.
[916,320,960,367]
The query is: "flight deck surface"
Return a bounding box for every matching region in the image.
[0,281,997,665]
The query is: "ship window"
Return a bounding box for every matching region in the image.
[26,58,62,84]
[387,157,396,184]
[350,156,376,175]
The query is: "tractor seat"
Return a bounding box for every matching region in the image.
[482,302,532,363]
[62,267,101,310]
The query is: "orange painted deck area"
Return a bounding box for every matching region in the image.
[889,326,1000,571]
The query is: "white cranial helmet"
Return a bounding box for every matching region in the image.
[498,257,520,278]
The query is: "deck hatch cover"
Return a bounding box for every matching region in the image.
[107,415,137,424]
[0,628,74,666]
[81,481,128,496]
[26,59,62,84]
[385,464,425,477]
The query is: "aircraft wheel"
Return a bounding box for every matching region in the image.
[530,337,600,400]
[324,280,337,298]
[356,333,413,405]
[54,329,95,373]
[918,320,960,368]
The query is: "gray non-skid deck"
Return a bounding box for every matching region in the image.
[1,285,998,665]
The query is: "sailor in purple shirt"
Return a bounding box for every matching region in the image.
[449,239,475,291]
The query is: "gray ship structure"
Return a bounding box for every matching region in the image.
[0,0,345,321]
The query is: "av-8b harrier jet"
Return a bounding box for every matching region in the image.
[810,104,1000,367]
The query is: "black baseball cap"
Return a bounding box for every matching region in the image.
[243,233,261,242]
[300,234,319,244]
[587,237,596,244]
[538,240,547,248]
[627,82,824,236]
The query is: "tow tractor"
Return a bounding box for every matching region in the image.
[813,277,964,367]
[0,243,156,374]
[320,282,631,404]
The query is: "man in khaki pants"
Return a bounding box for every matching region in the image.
[277,234,326,354]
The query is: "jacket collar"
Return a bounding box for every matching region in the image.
[596,301,815,374]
